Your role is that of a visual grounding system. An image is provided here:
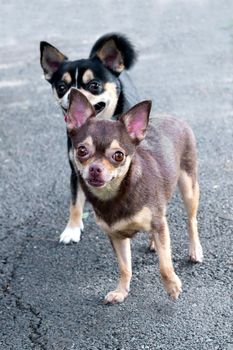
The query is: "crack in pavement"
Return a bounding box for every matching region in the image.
[1,236,48,350]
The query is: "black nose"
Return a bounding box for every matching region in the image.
[89,165,102,176]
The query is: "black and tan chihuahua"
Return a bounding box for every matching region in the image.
[65,89,203,304]
[40,33,139,243]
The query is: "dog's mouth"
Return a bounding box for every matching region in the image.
[87,178,105,187]
[94,102,106,114]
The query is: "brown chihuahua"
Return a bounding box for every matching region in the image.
[66,89,203,304]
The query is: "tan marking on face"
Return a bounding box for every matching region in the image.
[110,139,121,149]
[82,136,93,147]
[82,69,94,84]
[61,72,72,84]
[107,140,126,165]
[102,158,115,172]
[96,206,152,236]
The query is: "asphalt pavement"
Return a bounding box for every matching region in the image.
[0,0,232,349]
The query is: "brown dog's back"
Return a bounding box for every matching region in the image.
[139,115,198,202]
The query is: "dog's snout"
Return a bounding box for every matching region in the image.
[88,163,105,187]
[89,164,102,175]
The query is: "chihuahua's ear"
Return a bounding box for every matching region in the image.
[89,33,137,75]
[40,41,68,81]
[120,101,152,143]
[66,89,96,132]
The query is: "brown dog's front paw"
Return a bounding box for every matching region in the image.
[103,290,128,304]
[149,239,157,252]
[163,274,182,300]
[148,234,157,252]
[189,243,203,263]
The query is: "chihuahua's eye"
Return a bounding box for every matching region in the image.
[113,151,124,162]
[77,146,88,157]
[87,80,102,94]
[57,82,68,96]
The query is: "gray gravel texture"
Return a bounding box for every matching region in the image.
[0,0,232,349]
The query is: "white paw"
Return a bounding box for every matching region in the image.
[103,289,128,304]
[59,224,83,244]
[189,243,203,263]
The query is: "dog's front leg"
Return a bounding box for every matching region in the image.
[59,173,85,244]
[104,237,132,304]
[60,136,86,244]
[151,217,182,300]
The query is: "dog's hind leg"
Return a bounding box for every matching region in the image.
[178,170,203,262]
[59,143,86,243]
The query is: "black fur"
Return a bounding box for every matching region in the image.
[89,33,137,70]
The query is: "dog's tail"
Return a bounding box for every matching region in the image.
[89,32,137,70]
